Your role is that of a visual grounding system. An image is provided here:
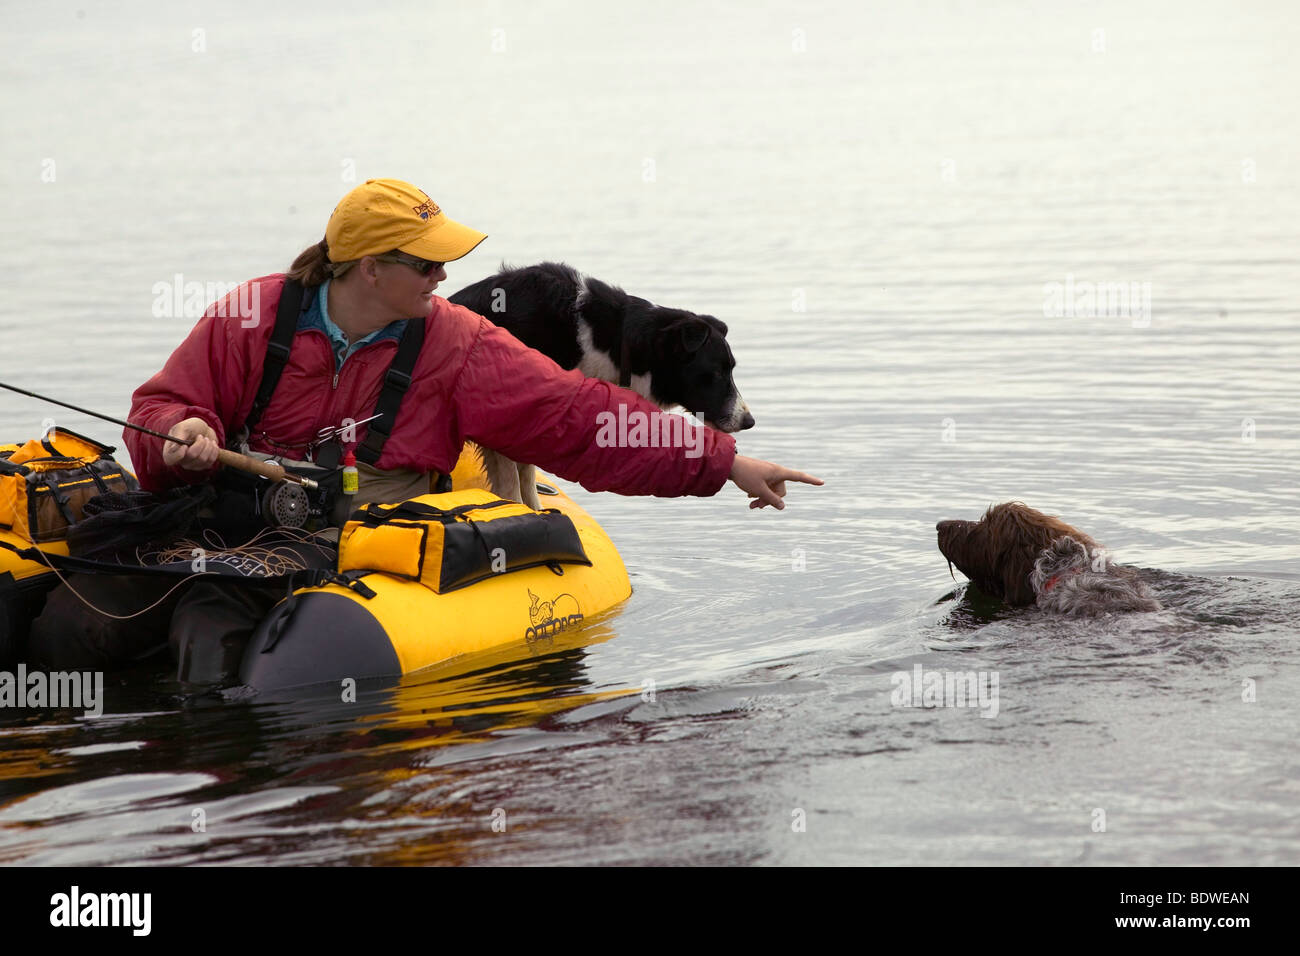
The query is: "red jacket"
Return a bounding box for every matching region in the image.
[127,274,737,498]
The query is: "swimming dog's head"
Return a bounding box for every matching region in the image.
[936,502,1098,605]
[638,302,754,433]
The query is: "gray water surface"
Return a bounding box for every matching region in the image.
[0,0,1297,865]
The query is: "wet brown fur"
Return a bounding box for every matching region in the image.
[936,502,1098,606]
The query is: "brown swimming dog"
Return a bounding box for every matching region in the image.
[936,502,1161,616]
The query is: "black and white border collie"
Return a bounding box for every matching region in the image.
[449,261,754,507]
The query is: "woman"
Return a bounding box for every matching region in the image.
[143,180,818,508]
[32,178,821,681]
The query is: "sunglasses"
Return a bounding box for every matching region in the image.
[374,251,444,276]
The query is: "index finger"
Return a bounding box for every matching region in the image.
[777,468,823,486]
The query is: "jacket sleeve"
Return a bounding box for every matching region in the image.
[126,281,270,491]
[450,316,737,497]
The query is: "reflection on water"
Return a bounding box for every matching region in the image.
[0,621,637,865]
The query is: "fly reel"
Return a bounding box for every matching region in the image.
[261,481,311,529]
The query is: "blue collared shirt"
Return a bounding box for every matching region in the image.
[303,279,407,371]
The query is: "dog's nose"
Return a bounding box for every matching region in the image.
[738,410,755,430]
[936,520,952,533]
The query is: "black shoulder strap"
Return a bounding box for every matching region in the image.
[241,278,308,441]
[355,318,426,466]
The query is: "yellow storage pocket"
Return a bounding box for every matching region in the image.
[338,490,591,594]
[337,520,429,581]
[0,428,137,543]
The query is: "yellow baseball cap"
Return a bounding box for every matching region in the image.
[325,178,487,262]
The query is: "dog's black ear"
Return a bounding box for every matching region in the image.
[659,318,713,356]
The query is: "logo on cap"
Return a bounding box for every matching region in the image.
[412,195,441,220]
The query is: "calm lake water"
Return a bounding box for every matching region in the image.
[1,0,1297,865]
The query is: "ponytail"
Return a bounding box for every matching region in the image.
[287,238,356,286]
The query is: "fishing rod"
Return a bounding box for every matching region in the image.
[0,380,318,490]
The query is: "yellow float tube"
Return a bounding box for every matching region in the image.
[239,451,632,691]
